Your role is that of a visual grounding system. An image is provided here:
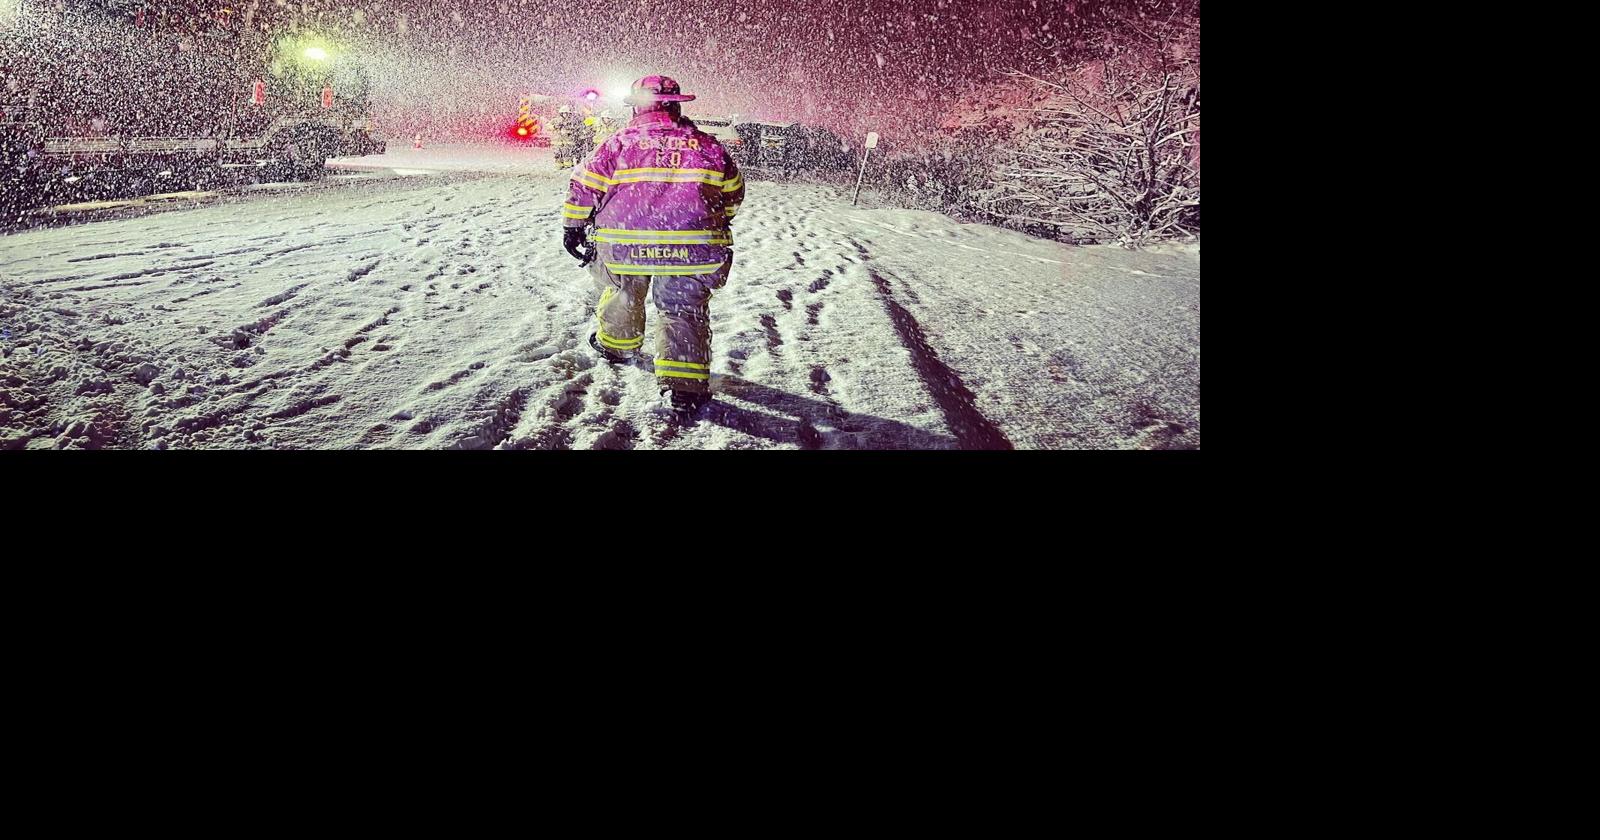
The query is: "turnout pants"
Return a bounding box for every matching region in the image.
[591,260,730,395]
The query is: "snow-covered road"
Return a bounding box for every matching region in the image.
[0,147,1199,449]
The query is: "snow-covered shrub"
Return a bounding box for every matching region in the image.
[974,18,1200,246]
[791,125,854,173]
[870,134,996,214]
[860,4,1199,247]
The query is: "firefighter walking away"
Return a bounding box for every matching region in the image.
[561,75,745,419]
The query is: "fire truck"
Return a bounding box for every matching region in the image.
[509,93,549,144]
[2,0,383,215]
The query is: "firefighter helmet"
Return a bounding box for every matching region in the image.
[622,75,696,105]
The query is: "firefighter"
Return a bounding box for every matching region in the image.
[560,75,745,418]
[590,112,619,146]
[573,107,596,154]
[551,104,574,168]
[553,102,596,169]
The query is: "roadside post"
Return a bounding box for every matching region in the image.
[852,131,878,206]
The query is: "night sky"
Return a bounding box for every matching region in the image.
[11,0,1197,139]
[359,0,1193,136]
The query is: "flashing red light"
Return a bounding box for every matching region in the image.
[508,119,540,141]
[582,89,599,101]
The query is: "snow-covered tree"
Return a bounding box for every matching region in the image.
[975,6,1200,245]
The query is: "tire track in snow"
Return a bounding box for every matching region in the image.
[30,260,216,286]
[852,240,1013,450]
[846,216,1063,265]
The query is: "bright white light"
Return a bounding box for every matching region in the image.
[303,46,328,61]
[608,85,631,101]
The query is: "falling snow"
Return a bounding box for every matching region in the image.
[2,0,1199,449]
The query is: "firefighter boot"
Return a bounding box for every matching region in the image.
[663,387,712,419]
[589,332,629,364]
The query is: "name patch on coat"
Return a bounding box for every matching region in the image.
[629,246,692,260]
[633,137,701,151]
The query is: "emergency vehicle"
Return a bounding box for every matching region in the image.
[734,121,800,168]
[2,1,383,214]
[689,115,747,162]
